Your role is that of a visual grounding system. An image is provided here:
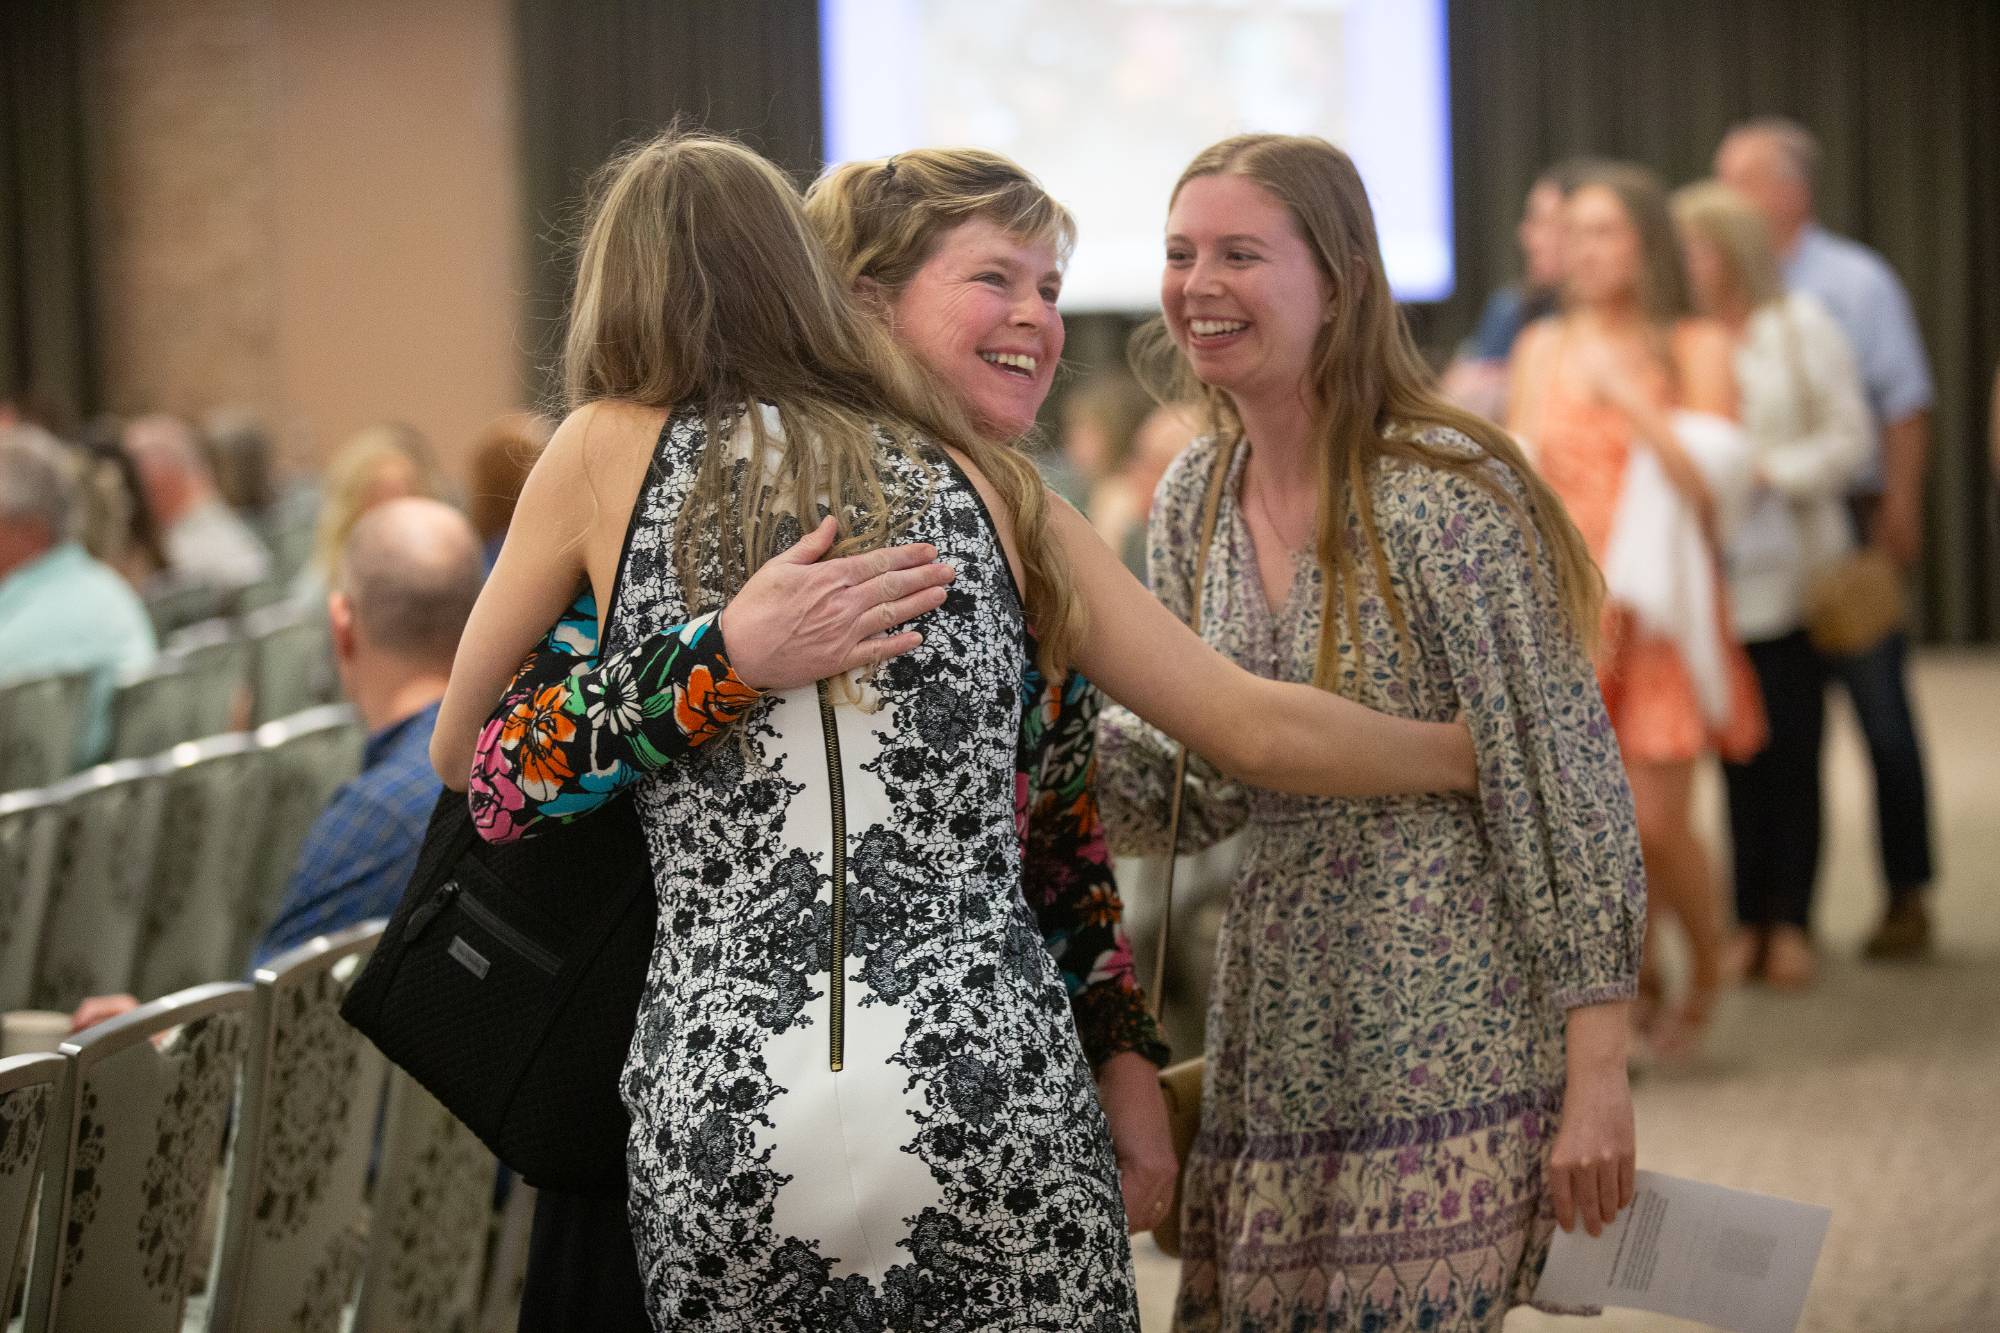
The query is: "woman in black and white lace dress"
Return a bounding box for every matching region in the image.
[431,131,1476,1331]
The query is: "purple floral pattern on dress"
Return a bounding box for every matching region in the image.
[1098,429,1644,1332]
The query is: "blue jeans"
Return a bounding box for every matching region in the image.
[1826,630,1933,897]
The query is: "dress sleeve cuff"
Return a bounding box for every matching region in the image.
[1552,979,1640,1011]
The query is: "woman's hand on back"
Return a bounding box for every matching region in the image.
[718,515,958,692]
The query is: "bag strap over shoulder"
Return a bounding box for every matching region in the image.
[1148,436,1237,1021]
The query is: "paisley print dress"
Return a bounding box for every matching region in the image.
[1098,430,1645,1333]
[481,405,1138,1330]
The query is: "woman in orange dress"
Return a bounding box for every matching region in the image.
[1509,162,1765,1054]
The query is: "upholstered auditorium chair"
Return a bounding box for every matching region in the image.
[233,704,362,964]
[26,758,170,1010]
[206,923,388,1333]
[0,1053,67,1318]
[108,660,230,762]
[19,982,251,1333]
[0,785,63,1012]
[128,734,272,1002]
[243,603,334,725]
[350,1070,497,1333]
[0,670,92,791]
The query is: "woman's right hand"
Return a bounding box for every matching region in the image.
[718,516,958,691]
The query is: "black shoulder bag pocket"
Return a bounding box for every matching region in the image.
[341,787,654,1195]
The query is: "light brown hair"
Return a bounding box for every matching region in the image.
[804,148,1076,294]
[1672,180,1785,312]
[1568,161,1690,327]
[467,412,554,546]
[1132,134,1602,689]
[798,146,1085,670]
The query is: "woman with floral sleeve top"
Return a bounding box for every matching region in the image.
[481,592,1170,1078]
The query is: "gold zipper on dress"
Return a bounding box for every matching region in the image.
[816,680,848,1073]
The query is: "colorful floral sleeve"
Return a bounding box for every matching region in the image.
[468,591,762,843]
[1018,655,1171,1072]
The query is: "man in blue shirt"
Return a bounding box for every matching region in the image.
[249,496,485,963]
[1717,117,1938,959]
[71,496,484,1027]
[0,423,159,765]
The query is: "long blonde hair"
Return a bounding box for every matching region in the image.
[565,131,1076,670]
[804,147,1082,672]
[1672,180,1785,312]
[1132,134,1602,689]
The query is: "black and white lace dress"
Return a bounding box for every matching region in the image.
[603,406,1137,1331]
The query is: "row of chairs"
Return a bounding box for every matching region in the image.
[0,604,335,798]
[1,923,530,1332]
[142,571,291,641]
[0,704,362,1013]
[141,489,321,641]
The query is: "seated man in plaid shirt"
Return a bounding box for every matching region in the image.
[70,497,484,1028]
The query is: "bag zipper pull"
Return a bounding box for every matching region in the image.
[406,879,460,940]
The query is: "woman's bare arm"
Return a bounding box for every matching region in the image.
[1503,318,1557,439]
[945,440,1473,798]
[1047,500,1472,796]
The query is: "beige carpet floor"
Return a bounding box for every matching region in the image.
[1133,650,2000,1333]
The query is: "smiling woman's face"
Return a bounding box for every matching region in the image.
[889,217,1065,440]
[1161,173,1330,409]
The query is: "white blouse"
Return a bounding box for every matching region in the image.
[1725,292,1872,640]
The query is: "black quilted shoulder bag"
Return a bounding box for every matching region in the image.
[341,786,654,1195]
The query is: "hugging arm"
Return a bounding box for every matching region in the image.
[1049,496,1475,799]
[461,593,760,843]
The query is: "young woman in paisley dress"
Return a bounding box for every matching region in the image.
[430,132,1478,1332]
[1095,135,1647,1332]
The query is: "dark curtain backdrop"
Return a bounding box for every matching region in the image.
[1441,0,1999,642]
[474,1,2000,640]
[512,0,821,406]
[0,0,97,429]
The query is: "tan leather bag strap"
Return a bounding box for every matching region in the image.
[1148,436,1239,1021]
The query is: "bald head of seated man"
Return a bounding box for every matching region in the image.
[71,496,486,1031]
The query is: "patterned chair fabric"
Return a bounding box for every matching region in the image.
[108,662,232,762]
[0,785,64,1011]
[163,619,255,723]
[0,1053,67,1319]
[350,1071,496,1333]
[206,922,389,1333]
[20,982,251,1333]
[0,671,94,791]
[140,577,230,640]
[129,735,272,1001]
[28,759,170,1010]
[244,606,334,726]
[234,706,362,964]
[262,489,320,586]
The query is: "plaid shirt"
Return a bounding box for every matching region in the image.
[249,700,442,970]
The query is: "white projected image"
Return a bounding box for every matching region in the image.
[822,0,1452,310]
